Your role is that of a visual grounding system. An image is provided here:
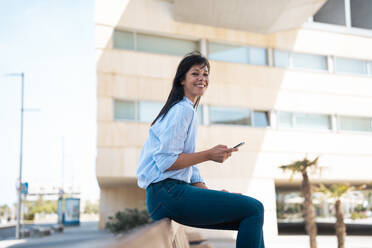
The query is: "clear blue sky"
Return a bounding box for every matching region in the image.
[0,0,98,206]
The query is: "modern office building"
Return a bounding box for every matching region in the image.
[95,0,372,239]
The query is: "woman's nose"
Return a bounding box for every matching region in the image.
[198,75,207,81]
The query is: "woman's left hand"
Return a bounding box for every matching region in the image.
[191,182,208,189]
[221,189,242,195]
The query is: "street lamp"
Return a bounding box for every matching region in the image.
[4,73,24,239]
[4,73,40,238]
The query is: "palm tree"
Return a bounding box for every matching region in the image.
[280,157,320,248]
[316,184,366,248]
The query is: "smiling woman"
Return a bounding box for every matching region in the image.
[136,51,266,248]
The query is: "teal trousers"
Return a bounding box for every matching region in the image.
[146,178,265,248]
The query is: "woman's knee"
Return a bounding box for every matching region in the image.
[250,199,264,226]
[243,197,264,217]
[255,199,264,216]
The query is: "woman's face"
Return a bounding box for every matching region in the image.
[181,64,209,103]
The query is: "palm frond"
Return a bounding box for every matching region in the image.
[315,183,366,199]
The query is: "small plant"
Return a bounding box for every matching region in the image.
[354,204,367,213]
[105,208,152,233]
[276,202,285,219]
[84,200,99,214]
[351,212,367,220]
[24,212,35,221]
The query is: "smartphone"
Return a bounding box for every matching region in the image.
[233,142,245,149]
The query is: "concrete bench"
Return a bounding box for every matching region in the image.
[20,228,30,238]
[186,231,214,248]
[51,224,64,233]
[103,218,213,248]
[31,226,52,237]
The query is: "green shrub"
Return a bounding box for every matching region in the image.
[23,212,35,221]
[84,200,99,214]
[351,212,367,220]
[276,202,285,219]
[354,204,367,212]
[105,208,152,233]
[24,197,58,216]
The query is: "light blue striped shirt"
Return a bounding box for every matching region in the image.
[137,96,205,189]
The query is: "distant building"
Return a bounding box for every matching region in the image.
[95,0,372,239]
[26,183,80,201]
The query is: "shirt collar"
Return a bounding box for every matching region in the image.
[183,96,195,107]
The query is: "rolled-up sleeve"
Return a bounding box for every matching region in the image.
[153,105,193,172]
[190,166,205,184]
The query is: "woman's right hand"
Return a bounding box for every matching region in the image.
[207,145,238,163]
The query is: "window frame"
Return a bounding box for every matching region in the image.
[113,99,138,121]
[337,114,372,133]
[334,56,369,76]
[113,29,200,57]
[274,49,328,72]
[308,0,372,34]
[277,111,332,131]
[207,40,268,66]
[208,105,253,127]
[252,110,271,128]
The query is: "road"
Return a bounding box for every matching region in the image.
[0,223,56,241]
[0,222,112,248]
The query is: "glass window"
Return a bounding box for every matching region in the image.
[274,50,290,68]
[138,101,164,123]
[113,30,135,50]
[313,0,346,26]
[253,111,270,127]
[295,113,331,130]
[339,116,372,132]
[292,53,327,71]
[368,62,372,76]
[249,47,267,66]
[114,100,136,120]
[278,112,293,128]
[208,42,249,64]
[335,57,368,75]
[351,0,372,30]
[136,33,198,56]
[209,106,251,126]
[196,105,203,125]
[208,42,266,65]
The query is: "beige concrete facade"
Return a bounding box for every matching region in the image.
[95,0,372,239]
[173,0,327,33]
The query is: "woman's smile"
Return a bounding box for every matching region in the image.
[194,83,206,88]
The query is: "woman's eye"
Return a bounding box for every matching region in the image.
[192,73,199,76]
[203,74,208,77]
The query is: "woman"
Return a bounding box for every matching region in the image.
[136,51,265,248]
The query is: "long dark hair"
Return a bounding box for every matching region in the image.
[151,51,210,126]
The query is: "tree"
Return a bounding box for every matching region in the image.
[23,196,58,221]
[84,200,99,214]
[280,157,320,248]
[0,204,11,218]
[316,184,366,248]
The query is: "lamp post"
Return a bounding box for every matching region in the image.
[4,73,24,239]
[5,73,40,238]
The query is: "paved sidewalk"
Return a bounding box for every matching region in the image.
[0,222,112,248]
[2,222,372,248]
[208,235,372,248]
